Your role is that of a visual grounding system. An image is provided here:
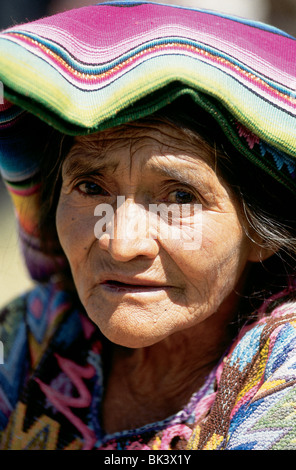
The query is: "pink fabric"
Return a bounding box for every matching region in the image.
[11,3,296,82]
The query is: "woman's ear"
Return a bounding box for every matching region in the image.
[246,230,279,263]
[247,243,278,263]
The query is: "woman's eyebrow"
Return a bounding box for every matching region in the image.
[146,160,219,197]
[146,161,206,186]
[62,154,117,179]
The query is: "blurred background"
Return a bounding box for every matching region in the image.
[0,0,296,308]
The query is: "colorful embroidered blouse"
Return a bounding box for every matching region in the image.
[0,2,295,452]
[0,282,296,450]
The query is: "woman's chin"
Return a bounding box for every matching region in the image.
[82,293,179,348]
[99,326,165,349]
[86,307,172,348]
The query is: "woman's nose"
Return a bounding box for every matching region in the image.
[97,198,159,261]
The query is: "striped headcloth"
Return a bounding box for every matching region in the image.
[0,1,295,281]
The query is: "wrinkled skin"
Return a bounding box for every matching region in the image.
[56,122,269,431]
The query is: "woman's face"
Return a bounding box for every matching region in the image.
[56,122,261,348]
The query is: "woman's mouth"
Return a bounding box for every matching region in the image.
[100,279,172,294]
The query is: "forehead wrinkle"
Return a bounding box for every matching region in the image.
[127,127,216,175]
[126,132,193,179]
[62,121,217,183]
[65,131,145,179]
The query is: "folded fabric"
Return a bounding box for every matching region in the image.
[0,1,295,280]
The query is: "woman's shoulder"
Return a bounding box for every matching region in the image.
[225,298,296,449]
[189,297,296,450]
[225,300,296,449]
[0,291,31,429]
[0,289,32,368]
[0,282,74,430]
[0,282,73,341]
[229,297,296,369]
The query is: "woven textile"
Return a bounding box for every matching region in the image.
[0,283,296,450]
[0,2,296,451]
[0,1,295,281]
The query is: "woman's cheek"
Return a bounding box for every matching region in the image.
[181,215,246,285]
[56,198,95,264]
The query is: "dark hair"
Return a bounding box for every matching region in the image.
[39,96,296,317]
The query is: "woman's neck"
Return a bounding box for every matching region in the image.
[102,315,233,434]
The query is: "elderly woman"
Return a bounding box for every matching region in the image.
[0,1,295,451]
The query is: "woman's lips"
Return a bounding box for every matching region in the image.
[100,278,172,293]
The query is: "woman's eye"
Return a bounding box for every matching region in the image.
[76,181,109,196]
[167,190,196,204]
